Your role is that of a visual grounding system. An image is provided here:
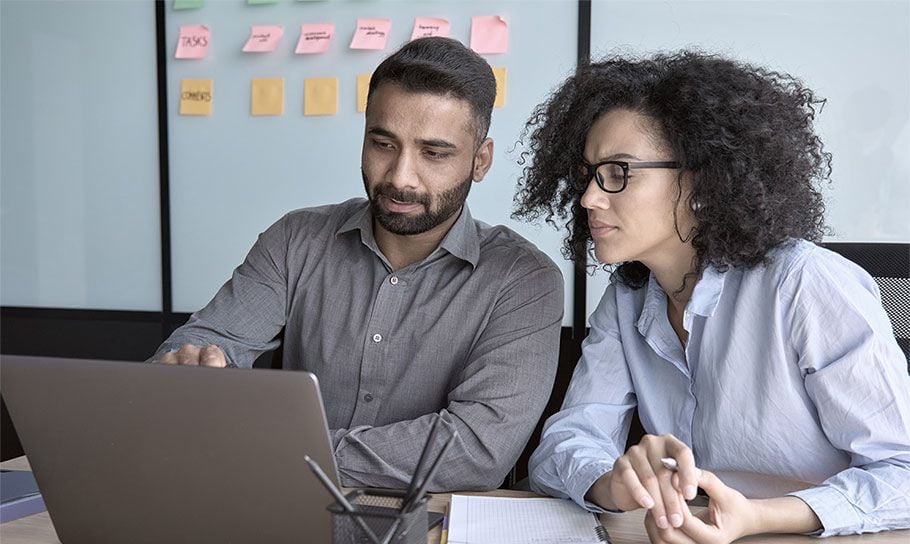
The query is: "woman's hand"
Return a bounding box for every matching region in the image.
[643,469,823,543]
[587,434,699,529]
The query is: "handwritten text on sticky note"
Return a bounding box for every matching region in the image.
[470,15,508,54]
[410,17,450,40]
[350,18,391,50]
[176,25,210,59]
[295,23,334,54]
[243,25,284,53]
[180,79,213,116]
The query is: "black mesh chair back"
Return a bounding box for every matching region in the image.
[823,243,910,369]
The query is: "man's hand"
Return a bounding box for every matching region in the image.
[587,434,699,530]
[155,344,227,367]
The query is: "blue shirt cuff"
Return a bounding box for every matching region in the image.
[788,486,864,537]
[566,460,613,512]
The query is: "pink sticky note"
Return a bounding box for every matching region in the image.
[349,18,391,50]
[410,17,450,40]
[470,15,508,54]
[242,25,284,53]
[175,25,210,59]
[295,23,334,54]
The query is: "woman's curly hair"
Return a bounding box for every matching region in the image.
[513,50,831,288]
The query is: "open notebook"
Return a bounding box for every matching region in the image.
[447,495,611,544]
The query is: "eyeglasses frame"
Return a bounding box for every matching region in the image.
[582,160,680,193]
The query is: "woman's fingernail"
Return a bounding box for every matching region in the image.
[670,513,683,527]
[658,516,669,529]
[685,485,697,500]
[641,495,655,508]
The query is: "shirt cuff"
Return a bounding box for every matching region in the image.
[566,460,613,512]
[788,486,864,537]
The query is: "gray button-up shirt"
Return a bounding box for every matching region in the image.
[154,198,564,490]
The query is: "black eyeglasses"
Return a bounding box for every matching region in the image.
[582,160,679,193]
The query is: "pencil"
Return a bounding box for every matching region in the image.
[439,501,450,544]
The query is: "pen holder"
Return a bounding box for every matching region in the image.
[328,489,427,544]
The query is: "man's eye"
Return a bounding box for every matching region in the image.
[425,150,451,159]
[372,140,394,150]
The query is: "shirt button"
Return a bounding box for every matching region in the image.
[372,333,382,343]
[390,276,399,285]
[363,393,374,402]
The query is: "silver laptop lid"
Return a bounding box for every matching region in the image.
[1,355,339,544]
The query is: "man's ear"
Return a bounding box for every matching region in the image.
[472,138,494,182]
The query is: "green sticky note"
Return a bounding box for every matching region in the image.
[174,0,203,10]
[248,0,278,4]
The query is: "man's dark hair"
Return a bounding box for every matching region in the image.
[513,50,831,289]
[367,37,496,142]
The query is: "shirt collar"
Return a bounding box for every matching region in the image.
[637,264,727,331]
[335,199,480,268]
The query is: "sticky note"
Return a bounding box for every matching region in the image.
[295,23,334,54]
[350,18,391,50]
[180,79,213,116]
[174,0,203,10]
[251,78,284,116]
[356,73,371,113]
[243,25,284,53]
[304,77,338,116]
[175,25,210,59]
[470,15,508,54]
[492,67,507,108]
[410,17,450,40]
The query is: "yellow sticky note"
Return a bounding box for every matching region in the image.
[251,78,284,116]
[356,73,371,113]
[493,67,506,108]
[304,77,338,116]
[179,78,213,115]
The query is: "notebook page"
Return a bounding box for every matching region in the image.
[447,495,604,544]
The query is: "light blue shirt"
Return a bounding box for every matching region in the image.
[529,240,910,536]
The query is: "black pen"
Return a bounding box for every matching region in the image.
[304,455,381,543]
[403,430,457,513]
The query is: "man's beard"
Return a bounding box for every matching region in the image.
[362,170,474,235]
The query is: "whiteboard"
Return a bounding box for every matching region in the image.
[1,0,162,311]
[586,0,910,315]
[165,0,579,322]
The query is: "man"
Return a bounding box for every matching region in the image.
[150,37,563,491]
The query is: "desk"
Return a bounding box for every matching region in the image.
[3,457,908,544]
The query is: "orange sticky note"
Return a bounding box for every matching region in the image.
[492,67,506,108]
[350,18,391,50]
[295,22,334,54]
[356,73,371,113]
[470,15,508,54]
[304,77,338,116]
[243,25,284,53]
[175,25,210,59]
[410,17,450,40]
[179,79,213,115]
[251,78,284,116]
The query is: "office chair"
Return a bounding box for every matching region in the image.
[823,242,910,369]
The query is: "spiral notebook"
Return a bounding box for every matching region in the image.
[447,495,611,544]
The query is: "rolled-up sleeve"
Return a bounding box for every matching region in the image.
[529,285,637,510]
[785,250,910,536]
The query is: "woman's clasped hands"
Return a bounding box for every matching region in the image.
[588,434,757,544]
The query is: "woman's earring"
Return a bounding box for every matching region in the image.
[690,199,702,212]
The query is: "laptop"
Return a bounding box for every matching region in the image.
[1,355,340,544]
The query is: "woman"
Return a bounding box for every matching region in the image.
[517,51,910,541]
